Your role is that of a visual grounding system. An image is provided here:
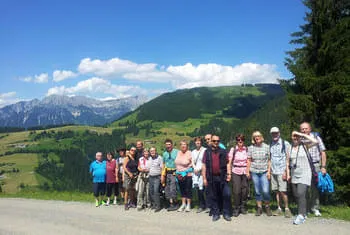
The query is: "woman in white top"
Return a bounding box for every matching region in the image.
[290,131,317,225]
[191,136,207,213]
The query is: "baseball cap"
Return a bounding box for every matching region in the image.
[270,127,280,133]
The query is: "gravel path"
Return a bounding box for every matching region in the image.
[0,198,349,235]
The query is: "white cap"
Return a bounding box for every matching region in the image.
[270,127,280,133]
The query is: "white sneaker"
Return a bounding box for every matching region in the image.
[312,209,322,217]
[185,204,191,212]
[293,214,306,225]
[113,199,117,205]
[177,204,186,212]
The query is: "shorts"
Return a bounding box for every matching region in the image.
[124,173,138,190]
[93,182,106,197]
[271,174,287,192]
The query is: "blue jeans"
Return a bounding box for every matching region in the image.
[251,172,270,202]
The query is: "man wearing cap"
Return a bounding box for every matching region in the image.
[269,127,292,218]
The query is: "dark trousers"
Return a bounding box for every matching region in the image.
[149,175,161,208]
[232,173,248,210]
[207,176,232,216]
[194,186,206,209]
[106,183,119,197]
[178,176,193,199]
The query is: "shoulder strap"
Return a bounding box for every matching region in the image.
[281,139,286,154]
[301,143,317,175]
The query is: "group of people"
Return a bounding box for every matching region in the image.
[89,121,327,225]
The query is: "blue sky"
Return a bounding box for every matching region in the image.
[0,0,306,107]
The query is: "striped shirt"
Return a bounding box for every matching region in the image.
[303,134,326,163]
[248,143,270,173]
[270,138,291,175]
[149,155,163,176]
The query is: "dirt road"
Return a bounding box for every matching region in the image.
[0,198,349,235]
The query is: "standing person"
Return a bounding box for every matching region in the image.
[136,148,151,211]
[246,131,272,216]
[117,148,126,204]
[148,147,163,212]
[191,137,207,213]
[89,152,107,207]
[106,152,119,206]
[175,140,193,212]
[269,127,293,218]
[161,139,179,211]
[123,147,138,210]
[202,135,232,222]
[300,122,327,217]
[135,140,144,163]
[290,131,318,225]
[228,134,248,217]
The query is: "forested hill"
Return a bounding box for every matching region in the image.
[113,83,285,124]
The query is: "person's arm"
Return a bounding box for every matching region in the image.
[246,147,251,179]
[115,161,119,183]
[321,151,327,174]
[267,152,271,180]
[202,163,207,186]
[285,142,291,181]
[293,131,318,146]
[137,159,143,172]
[226,153,231,182]
[123,157,133,178]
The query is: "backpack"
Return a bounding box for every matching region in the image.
[270,138,286,154]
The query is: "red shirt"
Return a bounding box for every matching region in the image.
[202,151,228,176]
[106,159,117,183]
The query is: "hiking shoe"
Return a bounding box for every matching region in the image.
[185,204,191,212]
[273,208,283,216]
[124,204,129,211]
[265,206,272,216]
[197,208,204,213]
[223,215,232,221]
[154,207,162,213]
[178,204,186,212]
[212,215,220,222]
[240,207,247,215]
[95,201,100,207]
[232,209,240,217]
[312,209,322,217]
[293,214,306,225]
[167,204,177,211]
[285,208,292,218]
[101,200,107,206]
[255,207,262,216]
[113,199,117,205]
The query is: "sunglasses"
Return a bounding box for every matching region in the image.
[212,140,220,143]
[236,138,244,142]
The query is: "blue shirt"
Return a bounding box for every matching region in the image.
[89,160,106,183]
[270,138,291,175]
[162,149,179,169]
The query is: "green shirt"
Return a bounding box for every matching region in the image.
[162,149,179,169]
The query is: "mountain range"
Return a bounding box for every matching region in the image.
[0,95,147,128]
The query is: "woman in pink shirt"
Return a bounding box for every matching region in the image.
[228,134,248,217]
[106,152,119,206]
[175,140,193,212]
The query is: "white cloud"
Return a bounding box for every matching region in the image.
[46,77,144,98]
[0,92,21,108]
[53,70,78,82]
[34,73,49,83]
[78,57,157,77]
[20,76,32,82]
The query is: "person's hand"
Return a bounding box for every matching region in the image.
[321,167,327,175]
[287,173,291,182]
[246,172,250,179]
[116,177,119,183]
[161,175,165,185]
[129,173,133,178]
[226,174,231,182]
[203,178,208,187]
[194,169,199,175]
[267,172,271,180]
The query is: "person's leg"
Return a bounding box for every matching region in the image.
[153,176,161,210]
[271,175,281,215]
[149,176,155,208]
[222,181,232,220]
[178,178,186,211]
[251,173,263,215]
[210,177,221,221]
[260,172,271,216]
[240,174,248,214]
[198,187,206,210]
[310,163,321,215]
[106,183,112,205]
[93,183,99,207]
[292,183,308,224]
[137,176,145,210]
[185,176,193,211]
[232,173,241,215]
[145,178,150,208]
[100,183,106,205]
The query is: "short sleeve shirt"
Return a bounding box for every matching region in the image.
[162,149,179,169]
[270,138,291,175]
[248,143,270,173]
[302,134,326,163]
[89,160,106,183]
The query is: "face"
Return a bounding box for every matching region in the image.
[165,142,173,152]
[300,123,311,135]
[211,136,220,148]
[106,153,112,160]
[150,148,156,156]
[271,132,280,141]
[143,150,149,158]
[119,150,125,157]
[253,135,262,145]
[292,134,300,145]
[136,141,143,150]
[129,147,136,156]
[96,153,103,161]
[205,134,212,145]
[195,140,202,149]
[180,142,188,152]
[236,137,244,147]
